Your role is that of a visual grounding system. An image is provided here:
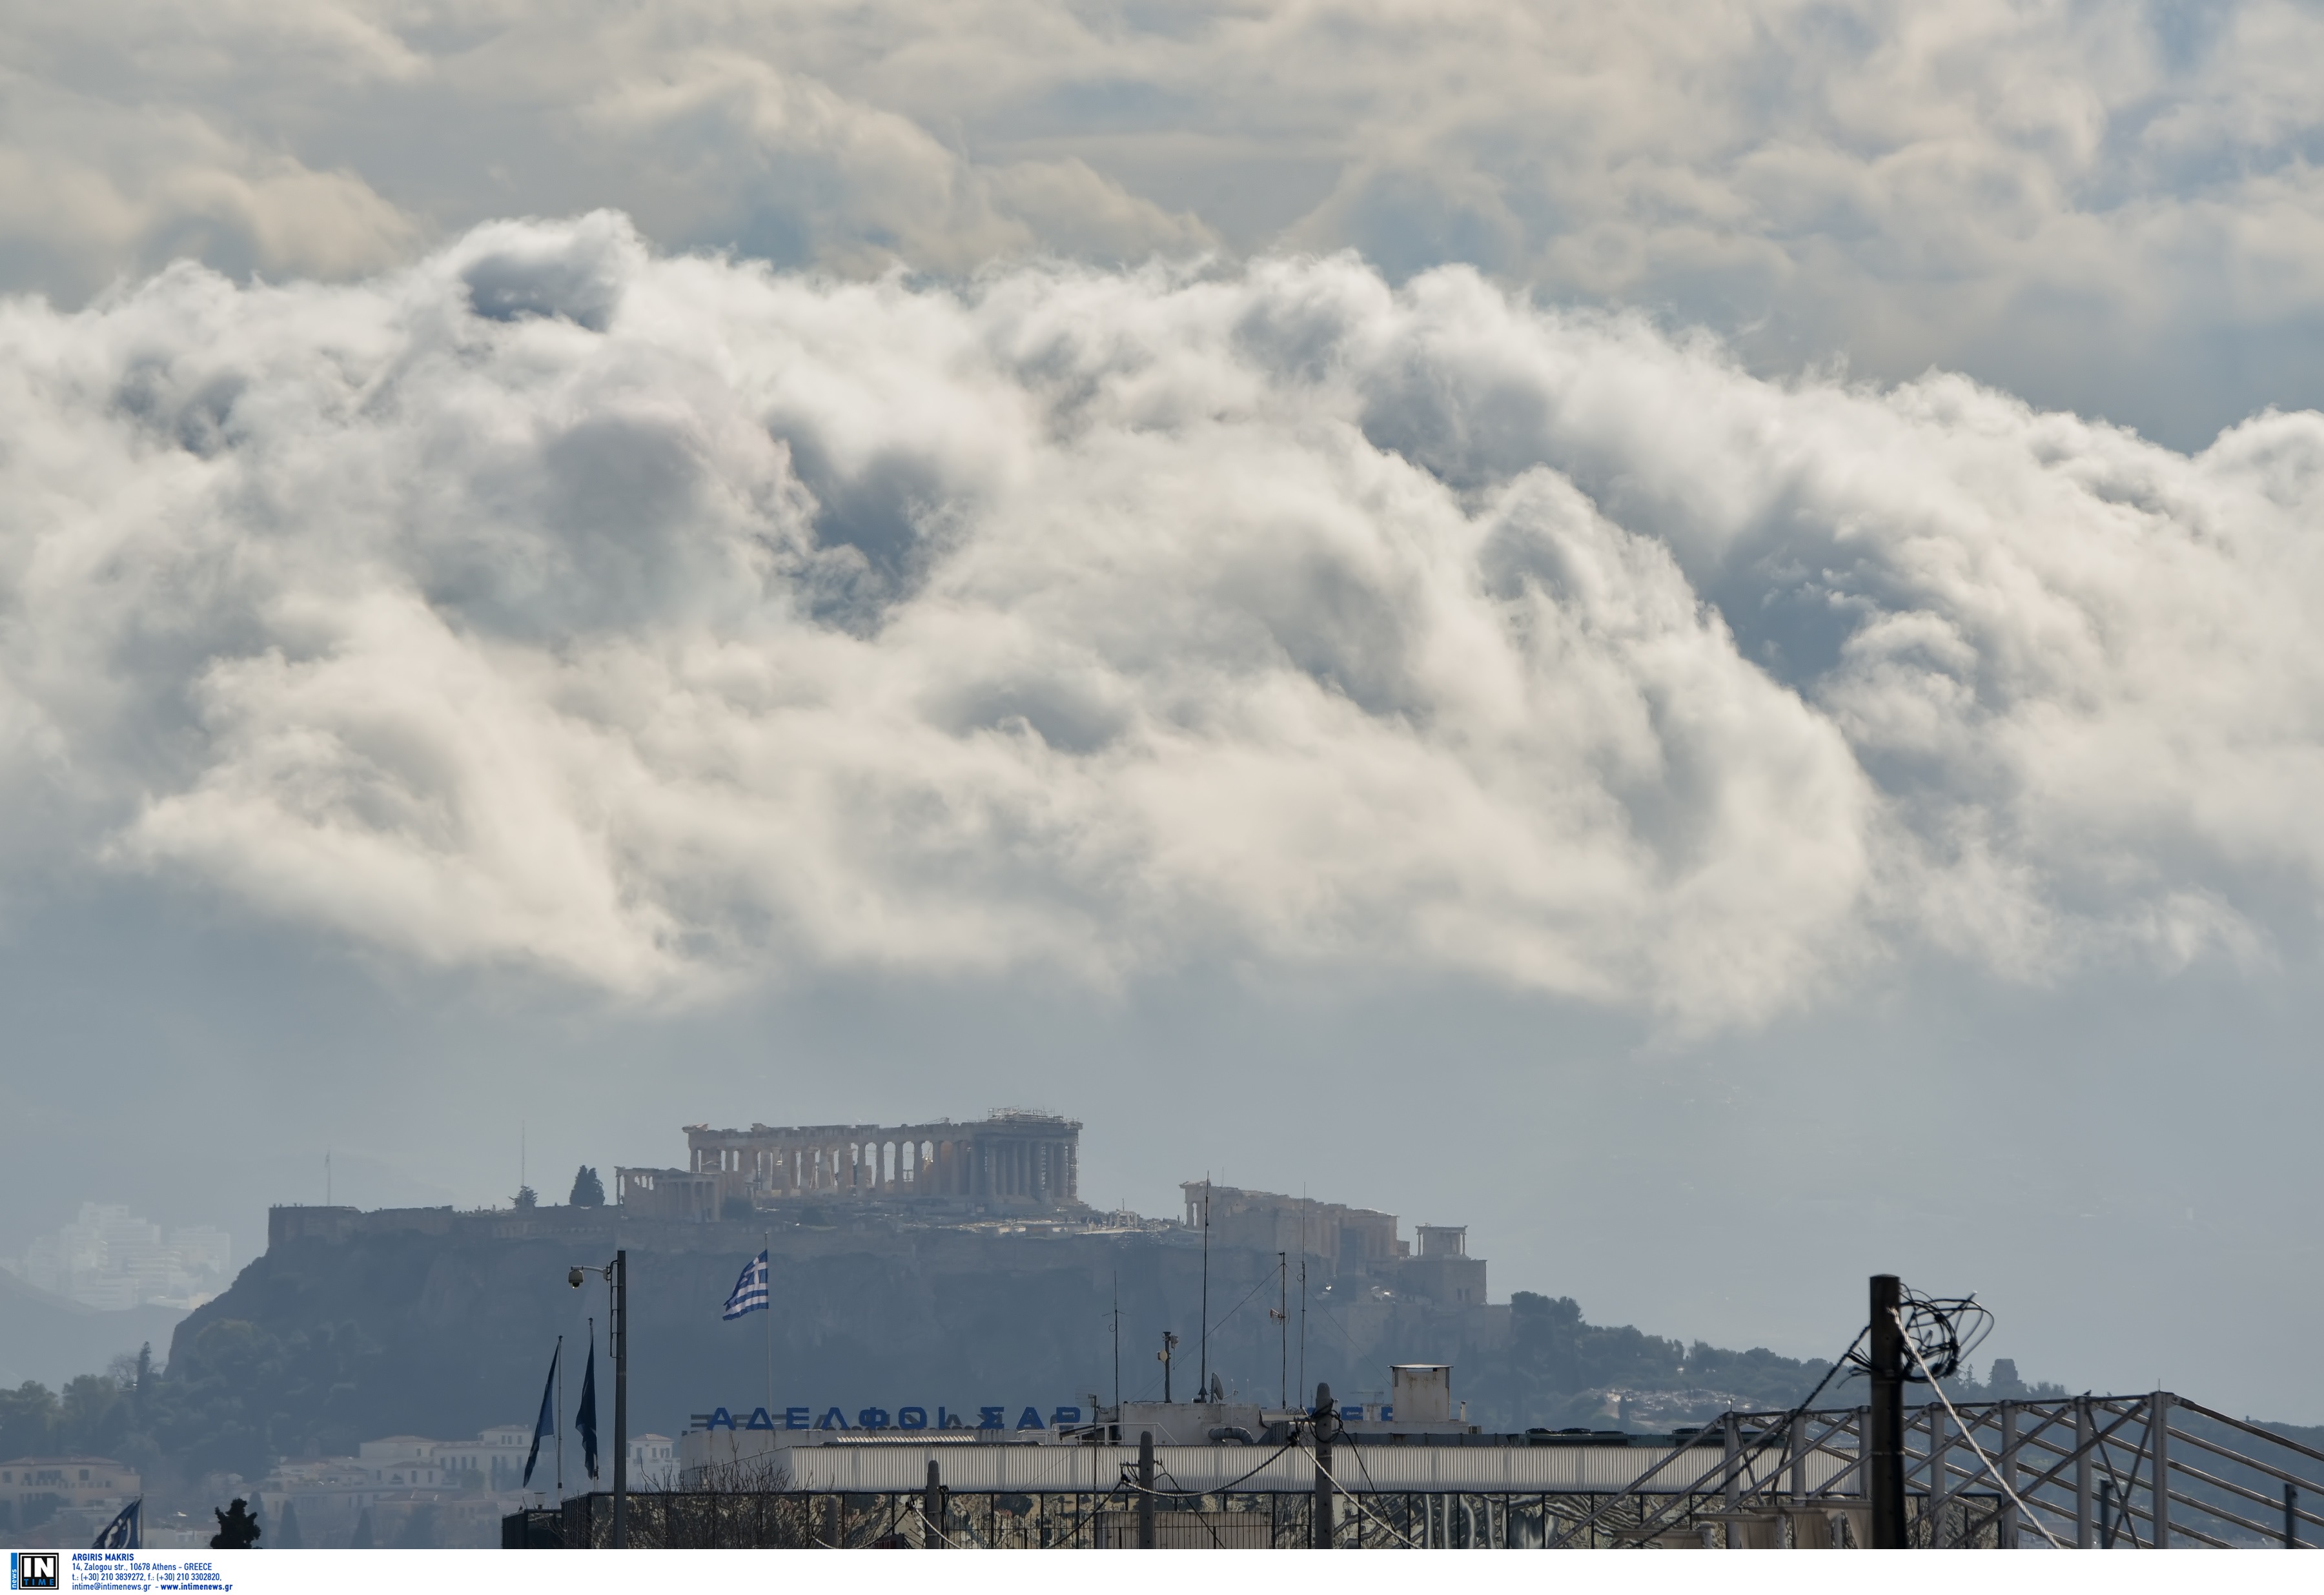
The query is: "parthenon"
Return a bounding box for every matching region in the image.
[616,1110,1081,1222]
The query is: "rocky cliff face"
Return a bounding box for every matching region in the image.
[163,1209,1507,1474]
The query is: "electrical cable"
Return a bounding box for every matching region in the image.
[1199,1266,1296,1365]
[1980,1396,2151,1540]
[1328,1437,1424,1547]
[1048,1471,1133,1549]
[1146,1463,1231,1550]
[1311,1458,1420,1547]
[1891,1288,1993,1383]
[1893,1308,2065,1550]
[1554,1324,1868,1549]
[1108,1436,1301,1549]
[1148,1438,1298,1499]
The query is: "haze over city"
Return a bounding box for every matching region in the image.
[5,0,2323,1427]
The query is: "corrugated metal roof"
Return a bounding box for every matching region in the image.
[768,1441,1851,1496]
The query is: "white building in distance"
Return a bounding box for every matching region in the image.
[3,1204,232,1310]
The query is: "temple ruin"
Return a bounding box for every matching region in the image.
[616,1110,1081,1222]
[1183,1183,1488,1306]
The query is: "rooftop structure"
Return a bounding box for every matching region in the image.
[258,1427,678,1548]
[0,1455,141,1545]
[1183,1183,1487,1306]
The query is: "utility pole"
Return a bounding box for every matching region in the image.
[1137,1430,1157,1549]
[1868,1274,1905,1549]
[1111,1273,1121,1410]
[922,1459,945,1549]
[1312,1381,1338,1549]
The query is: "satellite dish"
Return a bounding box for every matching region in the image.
[1208,1373,1224,1403]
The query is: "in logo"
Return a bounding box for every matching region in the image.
[10,1552,59,1591]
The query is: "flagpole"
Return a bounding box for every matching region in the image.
[555,1332,565,1504]
[764,1232,774,1425]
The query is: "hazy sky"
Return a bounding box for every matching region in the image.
[4,0,2323,1420]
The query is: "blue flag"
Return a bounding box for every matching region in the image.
[722,1249,768,1320]
[522,1338,559,1488]
[576,1336,600,1482]
[92,1498,140,1550]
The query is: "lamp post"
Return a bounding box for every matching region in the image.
[570,1250,628,1548]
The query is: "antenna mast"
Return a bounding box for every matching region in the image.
[1198,1177,1211,1400]
[1276,1252,1287,1408]
[1298,1192,1308,1405]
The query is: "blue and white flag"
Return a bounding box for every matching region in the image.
[575,1336,600,1482]
[522,1338,560,1489]
[722,1249,769,1320]
[92,1498,140,1550]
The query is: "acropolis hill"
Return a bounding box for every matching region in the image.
[222,1112,1507,1465]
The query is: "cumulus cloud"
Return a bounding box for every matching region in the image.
[0,72,417,298]
[8,1,2324,439]
[1,216,2319,1024]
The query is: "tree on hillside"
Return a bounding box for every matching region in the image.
[61,1373,131,1456]
[569,1166,605,1206]
[0,1381,58,1458]
[148,1316,386,1481]
[1470,1292,1840,1429]
[513,1185,538,1209]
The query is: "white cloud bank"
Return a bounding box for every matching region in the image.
[1,215,2319,1024]
[10,1,2324,440]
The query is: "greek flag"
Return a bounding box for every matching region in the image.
[722,1249,769,1320]
[522,1339,559,1489]
[92,1499,140,1549]
[575,1337,600,1482]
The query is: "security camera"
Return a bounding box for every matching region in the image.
[568,1267,586,1288]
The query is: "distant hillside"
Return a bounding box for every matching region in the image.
[10,1204,2128,1499]
[1460,1292,2073,1431]
[145,1207,1507,1480]
[0,1268,185,1390]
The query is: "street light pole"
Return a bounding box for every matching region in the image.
[571,1251,631,1549]
[612,1248,627,1550]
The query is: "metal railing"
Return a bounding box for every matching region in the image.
[502,1391,2324,1548]
[1579,1392,2323,1547]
